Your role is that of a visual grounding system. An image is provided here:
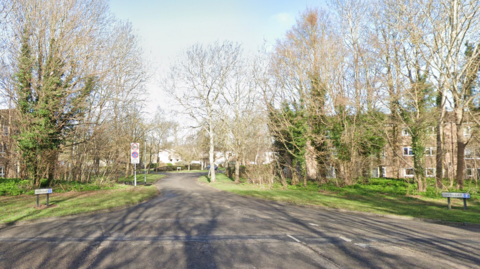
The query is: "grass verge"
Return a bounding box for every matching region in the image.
[198,174,480,224]
[0,175,166,224]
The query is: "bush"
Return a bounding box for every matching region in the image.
[244,164,274,186]
[166,163,173,166]
[0,178,33,196]
[0,177,117,196]
[40,178,49,187]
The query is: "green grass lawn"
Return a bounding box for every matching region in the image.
[0,174,166,224]
[198,174,480,224]
[0,184,158,224]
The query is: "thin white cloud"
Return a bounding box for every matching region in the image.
[271,12,294,24]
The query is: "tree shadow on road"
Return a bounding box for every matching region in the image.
[1,173,480,268]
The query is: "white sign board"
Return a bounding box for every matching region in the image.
[441,192,470,199]
[35,189,52,195]
[131,143,140,164]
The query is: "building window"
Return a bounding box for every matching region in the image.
[403,147,413,156]
[0,143,4,153]
[425,168,435,177]
[465,148,480,159]
[404,168,414,177]
[402,128,410,136]
[0,167,4,177]
[381,167,386,178]
[2,127,8,136]
[424,147,436,156]
[372,167,386,178]
[380,150,386,159]
[465,149,473,159]
[371,168,379,178]
[466,168,473,178]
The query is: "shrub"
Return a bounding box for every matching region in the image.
[244,164,275,186]
[0,178,33,196]
[40,178,49,187]
[190,164,201,170]
[166,163,173,166]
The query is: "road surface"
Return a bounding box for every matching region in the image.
[1,173,479,268]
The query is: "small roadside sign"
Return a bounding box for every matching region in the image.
[131,143,140,164]
[441,192,470,199]
[131,143,139,151]
[35,189,52,195]
[34,188,52,207]
[442,192,470,210]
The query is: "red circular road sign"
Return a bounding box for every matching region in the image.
[132,152,139,158]
[131,143,139,151]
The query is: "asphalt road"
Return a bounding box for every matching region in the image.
[1,173,479,269]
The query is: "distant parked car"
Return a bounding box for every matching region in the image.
[206,165,218,171]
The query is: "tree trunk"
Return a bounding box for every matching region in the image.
[456,123,466,189]
[209,124,216,182]
[305,140,317,182]
[435,122,444,188]
[291,160,299,185]
[435,89,446,189]
[47,151,58,186]
[235,154,240,183]
[284,153,292,179]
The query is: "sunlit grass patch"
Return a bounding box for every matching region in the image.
[0,184,158,224]
[198,174,480,223]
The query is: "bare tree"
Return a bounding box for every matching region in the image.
[164,41,242,182]
[220,55,263,182]
[0,0,148,183]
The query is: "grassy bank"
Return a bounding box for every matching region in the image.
[0,185,158,224]
[198,174,480,224]
[0,174,166,224]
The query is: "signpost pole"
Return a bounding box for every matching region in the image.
[463,198,467,210]
[144,140,147,184]
[37,194,39,207]
[131,142,140,187]
[447,197,451,210]
[47,193,49,206]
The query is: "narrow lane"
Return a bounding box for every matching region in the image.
[0,173,479,268]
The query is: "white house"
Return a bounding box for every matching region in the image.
[158,149,182,165]
[262,151,276,164]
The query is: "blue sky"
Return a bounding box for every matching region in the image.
[109,0,327,113]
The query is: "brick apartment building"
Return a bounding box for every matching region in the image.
[374,118,480,180]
